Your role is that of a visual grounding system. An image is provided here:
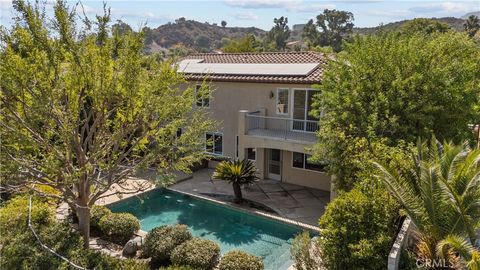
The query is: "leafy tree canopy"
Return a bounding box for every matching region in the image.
[267,16,290,51]
[464,15,480,38]
[311,31,480,191]
[302,9,354,52]
[0,0,215,247]
[400,18,451,35]
[222,34,257,53]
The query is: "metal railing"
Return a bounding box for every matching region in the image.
[246,113,319,141]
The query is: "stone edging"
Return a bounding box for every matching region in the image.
[167,188,321,233]
[388,217,413,270]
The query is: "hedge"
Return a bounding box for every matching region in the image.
[170,238,220,270]
[143,224,192,263]
[98,213,140,244]
[218,250,264,270]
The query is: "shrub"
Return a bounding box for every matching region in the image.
[218,250,264,270]
[0,195,53,238]
[98,213,140,244]
[291,232,318,270]
[90,205,112,229]
[171,238,220,270]
[158,266,194,270]
[143,225,192,263]
[317,185,398,270]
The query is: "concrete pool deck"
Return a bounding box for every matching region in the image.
[171,168,330,226]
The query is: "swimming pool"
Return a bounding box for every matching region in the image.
[108,189,306,270]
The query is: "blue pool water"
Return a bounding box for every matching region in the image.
[108,189,305,270]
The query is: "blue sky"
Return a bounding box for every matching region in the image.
[1,0,479,30]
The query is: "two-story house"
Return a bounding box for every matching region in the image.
[178,52,332,193]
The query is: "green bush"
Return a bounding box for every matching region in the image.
[143,225,192,263]
[98,213,140,244]
[90,205,111,229]
[317,186,398,270]
[218,250,264,270]
[0,195,53,238]
[290,232,318,270]
[158,266,194,270]
[171,238,220,270]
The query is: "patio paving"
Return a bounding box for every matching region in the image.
[171,168,330,226]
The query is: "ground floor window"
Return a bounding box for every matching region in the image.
[206,132,223,155]
[247,148,256,161]
[292,152,325,172]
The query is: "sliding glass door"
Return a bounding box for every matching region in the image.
[292,89,319,132]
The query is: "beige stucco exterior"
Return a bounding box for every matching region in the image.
[186,80,332,192]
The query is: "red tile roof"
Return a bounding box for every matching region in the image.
[179,52,328,84]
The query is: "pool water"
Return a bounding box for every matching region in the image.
[108,189,305,270]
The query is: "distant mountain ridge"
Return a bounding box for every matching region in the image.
[145,18,265,52]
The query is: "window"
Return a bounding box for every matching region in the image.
[276,88,289,114]
[247,148,256,161]
[195,84,210,108]
[205,132,222,155]
[293,89,320,132]
[292,152,326,172]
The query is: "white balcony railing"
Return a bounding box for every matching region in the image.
[245,113,318,142]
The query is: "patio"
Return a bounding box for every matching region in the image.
[171,168,330,226]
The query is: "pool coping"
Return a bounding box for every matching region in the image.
[108,187,321,234]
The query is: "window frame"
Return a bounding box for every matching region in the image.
[195,84,210,108]
[205,132,223,156]
[247,148,256,161]
[275,88,290,115]
[291,152,325,173]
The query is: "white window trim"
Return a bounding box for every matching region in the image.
[276,88,289,115]
[247,148,256,162]
[195,84,210,108]
[205,132,223,156]
[291,152,326,173]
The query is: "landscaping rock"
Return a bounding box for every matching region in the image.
[122,240,138,257]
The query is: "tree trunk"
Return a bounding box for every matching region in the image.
[232,183,242,203]
[76,203,90,249]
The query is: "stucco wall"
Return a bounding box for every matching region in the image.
[187,81,315,158]
[184,80,332,191]
[281,151,331,191]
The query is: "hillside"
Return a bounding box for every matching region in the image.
[145,18,266,53]
[354,17,466,35]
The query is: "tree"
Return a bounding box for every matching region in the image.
[268,16,290,51]
[302,9,354,52]
[0,0,215,248]
[464,15,480,37]
[400,18,451,35]
[317,184,399,270]
[195,34,211,51]
[221,20,227,28]
[311,31,480,191]
[373,139,480,268]
[222,34,257,53]
[212,159,259,203]
[112,19,133,36]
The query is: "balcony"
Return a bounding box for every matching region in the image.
[245,112,318,143]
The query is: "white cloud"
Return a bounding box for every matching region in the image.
[409,2,476,14]
[292,3,336,13]
[233,11,259,20]
[224,0,335,13]
[224,0,301,9]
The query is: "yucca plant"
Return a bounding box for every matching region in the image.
[212,159,259,203]
[374,138,480,268]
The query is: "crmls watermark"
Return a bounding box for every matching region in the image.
[416,259,455,268]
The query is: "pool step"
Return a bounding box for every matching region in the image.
[263,241,294,270]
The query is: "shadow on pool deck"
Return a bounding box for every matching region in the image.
[171,168,330,226]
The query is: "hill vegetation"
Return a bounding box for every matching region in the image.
[143,18,265,53]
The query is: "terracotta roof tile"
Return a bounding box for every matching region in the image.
[179,52,328,84]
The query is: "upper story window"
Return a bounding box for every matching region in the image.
[276,88,289,115]
[292,152,326,172]
[195,84,210,108]
[206,132,223,155]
